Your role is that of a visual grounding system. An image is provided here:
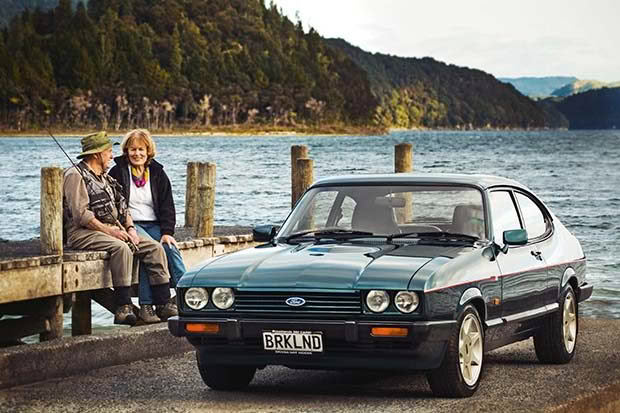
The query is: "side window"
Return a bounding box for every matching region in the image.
[489,191,522,244]
[515,193,547,239]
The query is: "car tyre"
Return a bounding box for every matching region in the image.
[196,350,256,390]
[533,285,578,364]
[426,304,484,398]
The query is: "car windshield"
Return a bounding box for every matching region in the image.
[278,184,487,241]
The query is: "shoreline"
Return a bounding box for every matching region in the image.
[0,124,387,138]
[0,125,574,138]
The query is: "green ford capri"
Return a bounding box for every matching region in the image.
[168,173,593,397]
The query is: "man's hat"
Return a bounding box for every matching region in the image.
[77,131,118,159]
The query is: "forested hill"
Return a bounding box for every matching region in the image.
[555,87,620,129]
[326,38,547,129]
[0,0,377,132]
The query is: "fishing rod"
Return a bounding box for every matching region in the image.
[48,129,138,252]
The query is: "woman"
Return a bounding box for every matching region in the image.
[109,129,186,323]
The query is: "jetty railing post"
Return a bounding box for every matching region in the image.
[185,161,199,228]
[296,158,314,229]
[39,296,63,342]
[291,145,309,208]
[195,162,216,238]
[394,143,413,223]
[40,167,64,256]
[72,292,92,336]
[39,166,64,341]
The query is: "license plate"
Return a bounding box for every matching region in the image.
[262,330,323,354]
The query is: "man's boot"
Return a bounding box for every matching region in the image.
[114,286,137,326]
[114,304,137,326]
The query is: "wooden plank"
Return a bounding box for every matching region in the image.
[0,316,50,342]
[0,263,62,304]
[62,259,113,293]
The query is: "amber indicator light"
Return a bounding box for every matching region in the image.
[186,323,220,333]
[371,327,409,337]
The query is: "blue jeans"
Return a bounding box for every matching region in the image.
[135,222,186,305]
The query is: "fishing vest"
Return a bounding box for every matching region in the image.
[76,162,129,226]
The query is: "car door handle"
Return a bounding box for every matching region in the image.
[531,250,543,261]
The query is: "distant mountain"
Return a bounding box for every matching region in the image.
[327,38,547,129]
[552,79,620,97]
[499,76,577,98]
[553,87,620,129]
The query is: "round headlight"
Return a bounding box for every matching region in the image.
[395,291,420,313]
[366,290,390,313]
[185,287,209,310]
[212,287,235,310]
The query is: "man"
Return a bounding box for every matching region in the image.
[63,131,176,325]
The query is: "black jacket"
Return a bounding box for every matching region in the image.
[109,156,177,236]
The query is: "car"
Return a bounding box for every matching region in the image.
[168,173,593,397]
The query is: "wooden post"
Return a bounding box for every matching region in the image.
[394,143,413,224]
[395,143,413,173]
[195,162,216,238]
[72,292,92,336]
[296,158,314,230]
[40,167,63,256]
[291,145,309,208]
[39,296,63,341]
[185,161,199,228]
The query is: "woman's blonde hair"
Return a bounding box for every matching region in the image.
[121,129,156,164]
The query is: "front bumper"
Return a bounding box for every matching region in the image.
[577,282,594,303]
[168,316,456,370]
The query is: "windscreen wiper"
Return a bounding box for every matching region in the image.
[283,228,374,243]
[386,231,479,243]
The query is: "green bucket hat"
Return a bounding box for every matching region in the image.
[77,131,118,159]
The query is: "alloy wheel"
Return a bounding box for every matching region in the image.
[459,313,483,386]
[562,291,577,353]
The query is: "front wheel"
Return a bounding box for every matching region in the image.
[196,351,256,390]
[533,285,578,364]
[427,305,484,397]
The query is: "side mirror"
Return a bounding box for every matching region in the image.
[503,229,528,246]
[253,225,277,242]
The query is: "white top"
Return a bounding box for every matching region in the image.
[128,165,157,221]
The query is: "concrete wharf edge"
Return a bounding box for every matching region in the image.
[0,323,192,389]
[1,318,620,412]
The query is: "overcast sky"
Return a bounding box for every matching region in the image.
[272,0,620,82]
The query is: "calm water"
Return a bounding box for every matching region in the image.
[1,130,619,327]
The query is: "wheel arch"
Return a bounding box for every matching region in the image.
[458,287,486,322]
[562,267,579,293]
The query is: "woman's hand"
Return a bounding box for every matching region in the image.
[161,234,178,248]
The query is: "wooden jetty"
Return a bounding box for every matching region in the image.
[0,160,259,345]
[0,143,413,346]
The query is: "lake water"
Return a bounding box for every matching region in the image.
[1,130,619,329]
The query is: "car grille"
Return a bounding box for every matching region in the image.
[234,291,362,315]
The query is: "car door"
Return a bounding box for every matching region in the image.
[488,190,548,319]
[513,191,556,305]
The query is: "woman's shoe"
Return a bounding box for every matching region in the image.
[139,304,161,324]
[155,302,178,321]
